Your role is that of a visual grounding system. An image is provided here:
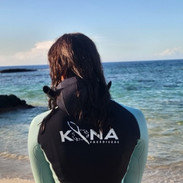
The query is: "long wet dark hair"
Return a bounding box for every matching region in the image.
[41,33,111,132]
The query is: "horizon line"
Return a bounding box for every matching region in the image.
[0,58,183,67]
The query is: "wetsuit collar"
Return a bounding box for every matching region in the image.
[56,77,87,117]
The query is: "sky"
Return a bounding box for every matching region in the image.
[0,0,183,66]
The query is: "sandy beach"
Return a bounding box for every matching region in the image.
[0,179,34,183]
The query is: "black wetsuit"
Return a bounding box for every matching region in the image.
[28,77,148,183]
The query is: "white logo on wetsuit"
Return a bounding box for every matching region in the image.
[60,121,119,144]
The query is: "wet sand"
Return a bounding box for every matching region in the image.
[0,179,34,183]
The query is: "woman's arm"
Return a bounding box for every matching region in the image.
[28,112,55,183]
[123,139,148,183]
[121,106,148,183]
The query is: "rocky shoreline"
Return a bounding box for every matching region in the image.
[0,94,34,113]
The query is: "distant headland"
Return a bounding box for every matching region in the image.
[0,68,37,73]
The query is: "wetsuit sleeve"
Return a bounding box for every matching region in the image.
[28,112,55,183]
[121,107,148,183]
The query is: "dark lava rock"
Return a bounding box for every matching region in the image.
[0,94,34,113]
[0,68,36,73]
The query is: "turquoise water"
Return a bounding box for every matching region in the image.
[0,60,183,182]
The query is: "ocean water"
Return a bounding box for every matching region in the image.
[0,60,183,182]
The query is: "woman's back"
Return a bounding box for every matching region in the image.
[29,77,148,183]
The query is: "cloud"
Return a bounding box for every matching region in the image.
[0,40,53,66]
[14,40,53,62]
[158,47,183,58]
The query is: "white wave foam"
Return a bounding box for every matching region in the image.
[0,152,29,161]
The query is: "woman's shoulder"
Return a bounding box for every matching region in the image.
[110,100,144,117]
[30,110,51,127]
[110,100,148,138]
[121,103,144,118]
[119,102,148,141]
